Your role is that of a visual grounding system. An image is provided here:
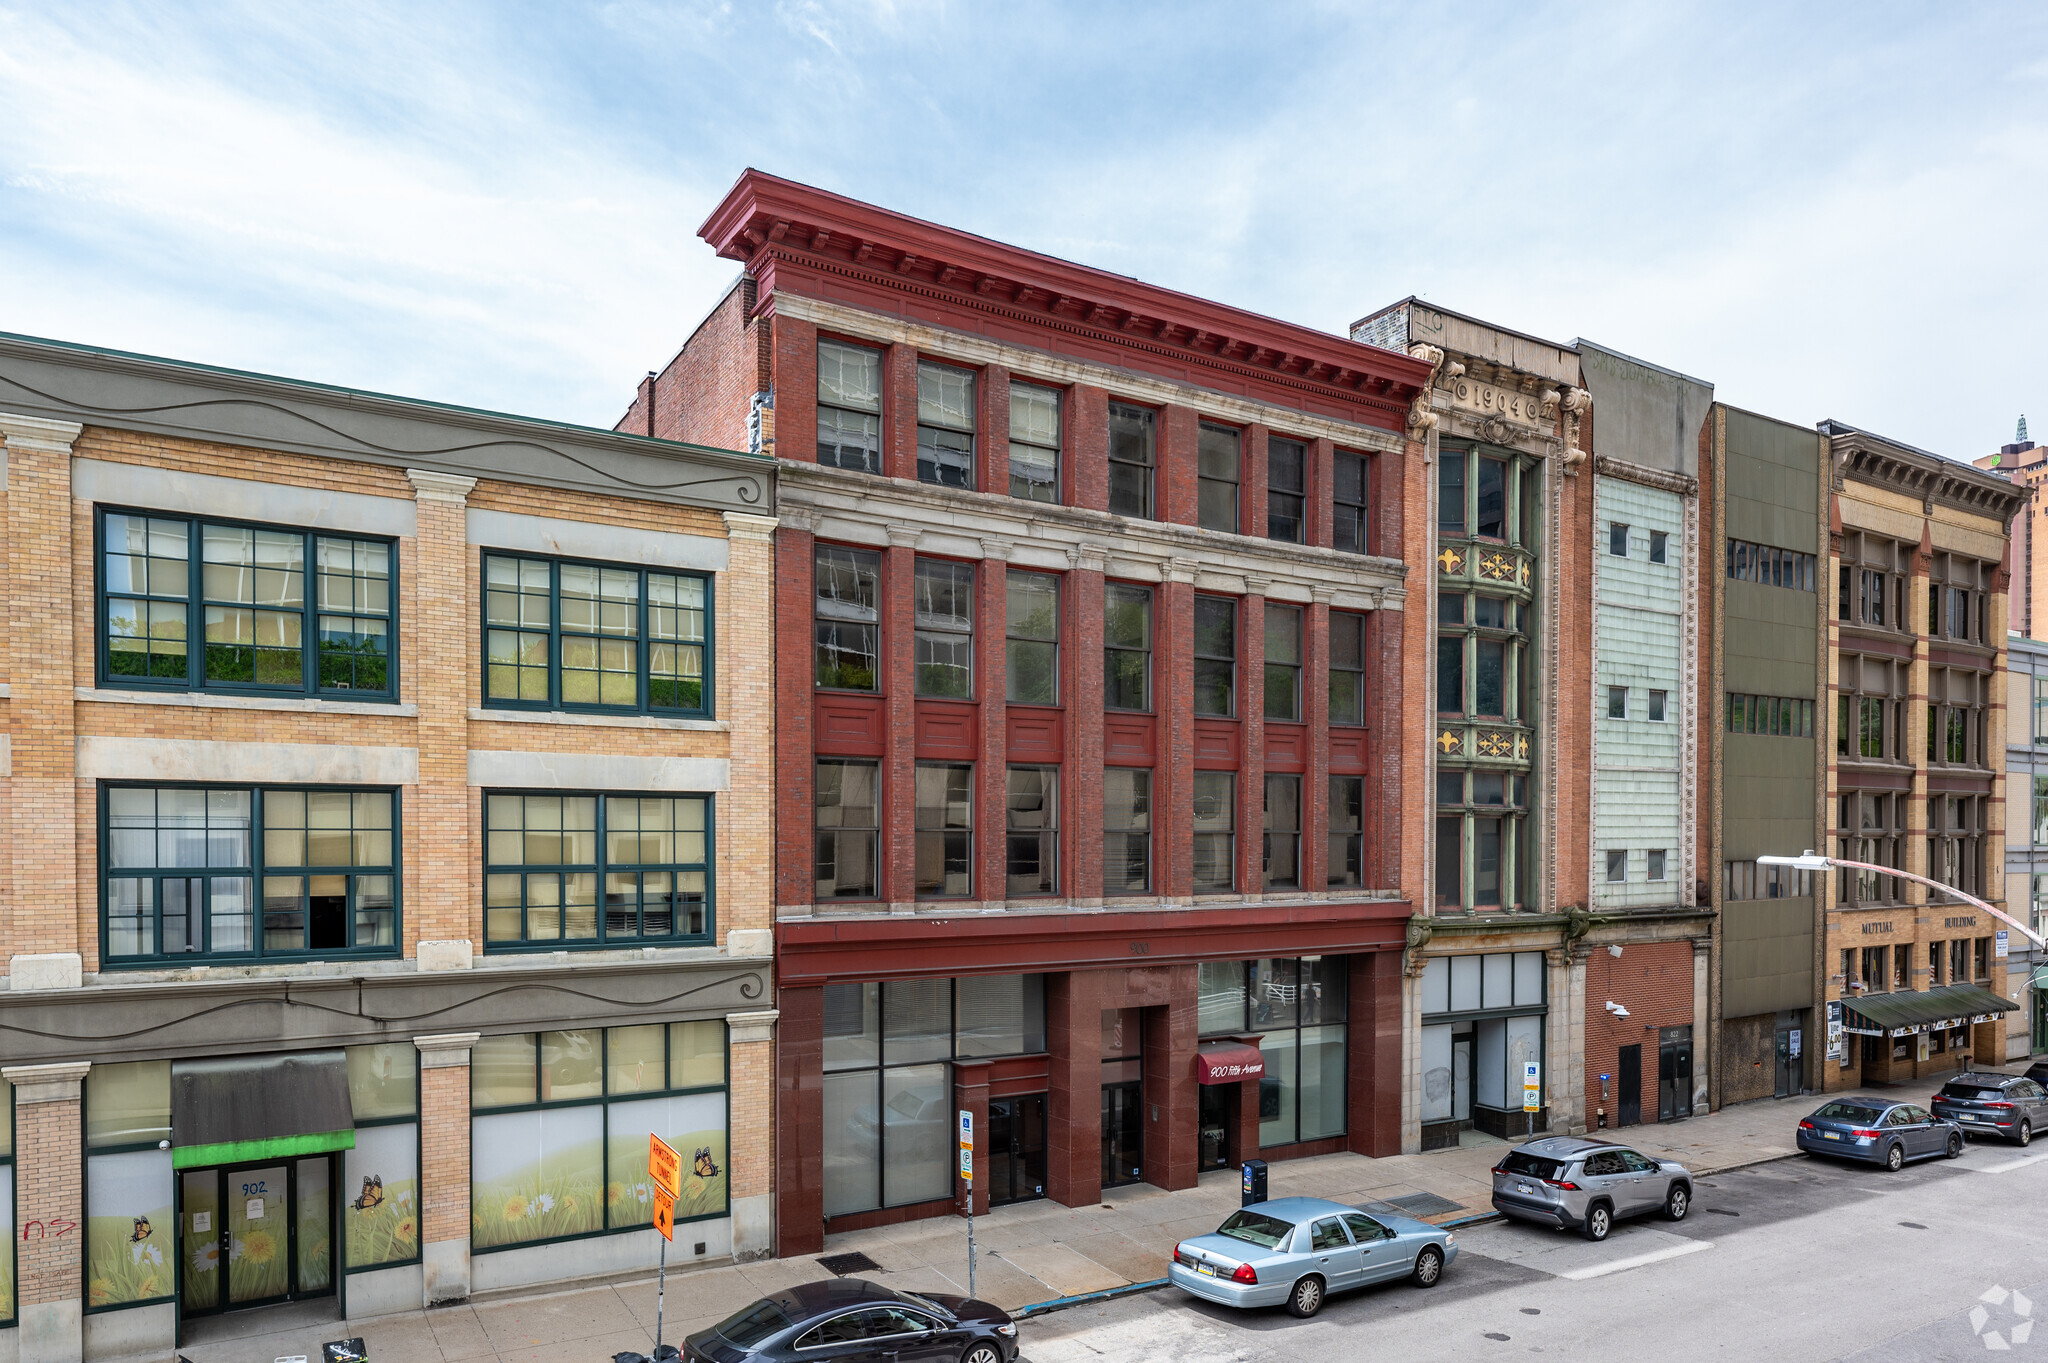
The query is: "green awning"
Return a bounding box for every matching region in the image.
[1840,982,2017,1038]
[171,1051,356,1170]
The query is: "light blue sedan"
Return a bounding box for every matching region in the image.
[1168,1196,1458,1318]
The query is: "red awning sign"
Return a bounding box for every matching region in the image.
[1195,1044,1265,1085]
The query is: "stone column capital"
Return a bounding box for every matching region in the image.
[723,511,781,542]
[978,536,1014,562]
[413,1031,482,1067]
[885,523,924,549]
[1309,585,1336,605]
[406,468,478,503]
[1241,575,1271,596]
[727,1009,781,1044]
[1161,557,1201,584]
[2,1060,91,1102]
[1066,541,1109,573]
[0,412,83,452]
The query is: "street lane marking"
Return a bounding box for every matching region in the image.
[1973,1152,2048,1174]
[1555,1239,1714,1280]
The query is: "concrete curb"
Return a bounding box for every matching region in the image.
[1016,1277,1171,1319]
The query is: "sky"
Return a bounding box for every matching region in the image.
[1,2,2044,458]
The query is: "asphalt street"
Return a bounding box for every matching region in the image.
[1019,1136,2048,1363]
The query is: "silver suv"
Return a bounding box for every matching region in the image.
[1490,1137,1693,1242]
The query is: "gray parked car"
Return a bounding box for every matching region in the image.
[1490,1137,1693,1242]
[1169,1196,1458,1318]
[1931,1073,2048,1146]
[1796,1099,1963,1169]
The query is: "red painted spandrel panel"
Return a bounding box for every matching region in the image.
[1263,721,1308,773]
[1193,718,1241,768]
[1006,706,1065,763]
[914,699,979,760]
[814,694,886,756]
[1104,713,1155,765]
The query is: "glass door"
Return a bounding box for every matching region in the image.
[1198,1086,1229,1170]
[180,1157,337,1316]
[1101,1083,1143,1188]
[179,1170,223,1314]
[228,1165,292,1306]
[989,1095,1047,1206]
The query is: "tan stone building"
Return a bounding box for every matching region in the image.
[0,334,777,1360]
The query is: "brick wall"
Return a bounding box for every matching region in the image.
[1581,938,1697,1129]
[630,277,767,453]
[419,1060,471,1247]
[11,1079,84,1311]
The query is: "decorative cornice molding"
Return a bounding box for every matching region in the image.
[406,467,477,503]
[885,522,924,549]
[978,536,1014,562]
[1829,430,2026,525]
[726,1008,781,1045]
[0,410,83,452]
[1592,454,1698,497]
[721,511,780,542]
[3,1060,92,1102]
[413,1030,482,1068]
[1561,389,1591,474]
[1162,557,1202,584]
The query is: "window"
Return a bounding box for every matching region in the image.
[915,361,975,488]
[818,340,883,472]
[1193,773,1235,893]
[1437,635,1464,714]
[1726,694,1815,737]
[1607,687,1627,720]
[80,1061,175,1309]
[915,764,973,898]
[2034,676,2048,746]
[1837,791,1904,905]
[1838,534,1907,629]
[1647,849,1667,881]
[1329,612,1366,726]
[815,760,880,900]
[1202,958,1346,1145]
[815,546,881,691]
[1608,523,1629,557]
[1649,690,1667,723]
[470,1022,729,1248]
[1649,531,1668,565]
[2034,774,2048,846]
[911,559,974,698]
[1329,776,1363,887]
[1104,583,1152,711]
[1723,860,1813,900]
[1438,451,1466,536]
[1929,941,1944,987]
[100,510,397,700]
[1435,814,1462,908]
[1009,381,1061,503]
[1264,775,1301,889]
[1268,437,1306,543]
[1108,402,1156,519]
[1837,654,1905,761]
[1929,795,1985,898]
[1930,553,1990,643]
[483,553,711,716]
[1975,936,1991,980]
[1005,572,1059,705]
[1475,457,1507,539]
[1606,850,1627,883]
[1929,668,1989,768]
[1952,938,1970,985]
[1333,451,1369,554]
[1104,768,1152,894]
[1441,587,1524,722]
[101,785,395,964]
[1005,767,1057,895]
[1197,422,1240,533]
[484,793,710,949]
[1725,539,1815,590]
[1194,596,1237,718]
[1265,605,1302,721]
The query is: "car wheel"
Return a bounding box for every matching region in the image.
[962,1345,1004,1363]
[1664,1184,1690,1221]
[1948,1132,1965,1159]
[1884,1142,1905,1172]
[1286,1275,1325,1318]
[1582,1203,1612,1242]
[1413,1246,1445,1287]
[2018,1120,2033,1148]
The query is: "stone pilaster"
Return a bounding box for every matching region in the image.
[4,1061,90,1363]
[406,469,478,968]
[721,512,780,944]
[414,1031,479,1304]
[726,1009,778,1260]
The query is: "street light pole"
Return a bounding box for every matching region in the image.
[1759,851,2047,948]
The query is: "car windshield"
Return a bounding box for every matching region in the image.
[1215,1210,1296,1249]
[1814,1102,1883,1124]
[1500,1151,1565,1180]
[1941,1083,2005,1100]
[896,1292,950,1320]
[716,1299,794,1347]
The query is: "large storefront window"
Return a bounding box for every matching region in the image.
[1196,959,1347,1147]
[1419,953,1546,1136]
[84,1061,175,1314]
[343,1044,419,1272]
[470,1023,728,1251]
[822,976,1045,1217]
[1,1079,13,1327]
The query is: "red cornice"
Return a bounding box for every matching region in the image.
[699,170,1432,426]
[775,900,1413,986]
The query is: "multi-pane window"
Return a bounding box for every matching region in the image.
[1005,572,1059,705]
[1929,554,1990,643]
[1264,604,1302,722]
[1193,772,1235,892]
[1328,776,1364,887]
[1005,767,1058,895]
[1439,451,1467,536]
[913,560,974,698]
[1929,941,1945,987]
[1928,668,1989,766]
[1475,456,1508,538]
[2034,676,2048,746]
[1267,437,1306,543]
[1726,539,1815,591]
[484,792,711,949]
[1952,938,1971,985]
[815,546,881,691]
[817,340,883,472]
[1837,791,1904,905]
[1333,450,1369,554]
[1193,596,1237,718]
[1200,958,1347,1146]
[816,760,880,900]
[1727,694,1815,736]
[1837,655,1906,761]
[100,511,396,699]
[1263,775,1300,890]
[1329,611,1366,726]
[1104,583,1152,711]
[484,554,710,715]
[103,785,397,962]
[915,361,976,488]
[2033,774,2048,846]
[1107,402,1156,519]
[1008,381,1061,503]
[1838,533,1908,630]
[915,763,973,898]
[1435,769,1526,913]
[1929,795,1984,897]
[1440,593,1522,721]
[1104,769,1152,894]
[1723,860,1813,900]
[1197,423,1240,533]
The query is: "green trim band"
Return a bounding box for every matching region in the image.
[172,1128,355,1169]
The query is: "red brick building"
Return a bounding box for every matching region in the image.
[623,171,1438,1254]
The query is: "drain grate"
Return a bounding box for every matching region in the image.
[1386,1192,1465,1218]
[817,1251,882,1276]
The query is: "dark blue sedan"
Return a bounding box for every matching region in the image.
[1796,1098,1963,1171]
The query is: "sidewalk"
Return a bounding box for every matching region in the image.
[167,1079,1981,1362]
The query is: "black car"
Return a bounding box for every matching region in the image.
[1932,1072,2048,1146]
[683,1278,1019,1363]
[2024,1060,2048,1087]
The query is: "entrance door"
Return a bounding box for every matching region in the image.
[1198,1085,1229,1171]
[1451,1034,1474,1125]
[1774,1028,1796,1098]
[1101,1083,1144,1188]
[1617,1044,1642,1127]
[180,1157,336,1316]
[1657,1028,1693,1121]
[988,1095,1046,1206]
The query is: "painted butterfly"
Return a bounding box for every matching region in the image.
[351,1175,385,1211]
[130,1216,152,1243]
[693,1147,720,1178]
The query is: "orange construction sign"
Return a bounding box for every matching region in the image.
[649,1133,683,1199]
[652,1187,675,1242]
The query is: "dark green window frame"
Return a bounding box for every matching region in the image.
[481,551,713,718]
[482,790,715,952]
[1,1084,12,1329]
[98,783,401,967]
[96,506,398,701]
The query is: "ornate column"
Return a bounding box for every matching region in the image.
[3,1061,90,1363]
[413,1031,480,1305]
